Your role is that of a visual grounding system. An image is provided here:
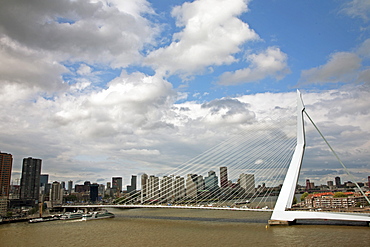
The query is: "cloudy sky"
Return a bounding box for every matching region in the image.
[1,0,369,187]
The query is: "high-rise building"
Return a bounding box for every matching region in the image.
[89,183,99,202]
[335,176,341,188]
[20,157,42,202]
[147,175,159,200]
[39,174,49,196]
[40,174,48,188]
[204,171,219,191]
[0,152,13,197]
[0,152,12,216]
[51,181,63,206]
[127,175,137,193]
[98,184,105,195]
[238,173,255,194]
[305,179,311,191]
[75,184,85,193]
[68,180,73,195]
[220,167,228,188]
[186,174,198,197]
[161,176,173,201]
[112,177,122,194]
[174,176,185,200]
[83,181,91,192]
[141,174,148,203]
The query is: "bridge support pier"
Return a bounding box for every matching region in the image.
[268,220,295,226]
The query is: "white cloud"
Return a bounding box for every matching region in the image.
[217,47,290,85]
[0,37,68,92]
[299,39,370,86]
[299,52,362,85]
[1,0,369,186]
[77,64,92,75]
[0,0,158,67]
[145,0,259,77]
[357,38,370,58]
[52,72,177,137]
[341,0,370,21]
[1,78,369,184]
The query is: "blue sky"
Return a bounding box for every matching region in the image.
[0,0,369,187]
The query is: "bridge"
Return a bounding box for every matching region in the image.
[62,91,370,226]
[62,204,272,212]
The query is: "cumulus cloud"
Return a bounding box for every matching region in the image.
[1,0,369,186]
[201,98,256,125]
[0,37,68,92]
[217,47,290,85]
[52,72,177,138]
[299,52,362,85]
[145,0,259,77]
[299,38,370,86]
[0,0,157,67]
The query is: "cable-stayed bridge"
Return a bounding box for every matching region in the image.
[63,91,370,226]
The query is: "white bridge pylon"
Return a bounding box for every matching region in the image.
[269,90,370,225]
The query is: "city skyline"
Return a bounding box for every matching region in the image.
[7,154,368,193]
[0,0,369,185]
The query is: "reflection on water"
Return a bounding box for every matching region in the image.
[0,208,368,247]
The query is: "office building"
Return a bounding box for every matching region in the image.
[204,171,219,191]
[40,174,48,187]
[161,176,173,201]
[147,175,159,200]
[68,180,73,195]
[174,176,185,200]
[220,167,228,188]
[186,174,198,197]
[305,179,311,190]
[127,175,137,193]
[0,152,12,216]
[90,183,99,202]
[51,181,63,206]
[238,173,255,194]
[335,176,341,188]
[141,173,148,203]
[112,177,122,194]
[20,157,42,203]
[40,174,50,196]
[0,152,13,197]
[75,184,85,193]
[98,184,105,195]
[84,181,91,192]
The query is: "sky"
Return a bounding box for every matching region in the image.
[0,0,369,187]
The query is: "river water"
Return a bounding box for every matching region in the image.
[1,208,368,246]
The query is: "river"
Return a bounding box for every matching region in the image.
[0,208,368,246]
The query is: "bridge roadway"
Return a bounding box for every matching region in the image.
[61,204,273,212]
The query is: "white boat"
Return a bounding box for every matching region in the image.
[29,216,59,223]
[60,210,84,220]
[82,210,115,221]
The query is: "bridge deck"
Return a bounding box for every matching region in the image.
[61,204,273,212]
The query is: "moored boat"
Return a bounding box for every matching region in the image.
[29,216,59,223]
[60,210,84,220]
[82,210,114,221]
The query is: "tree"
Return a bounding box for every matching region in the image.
[300,192,309,201]
[333,192,347,198]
